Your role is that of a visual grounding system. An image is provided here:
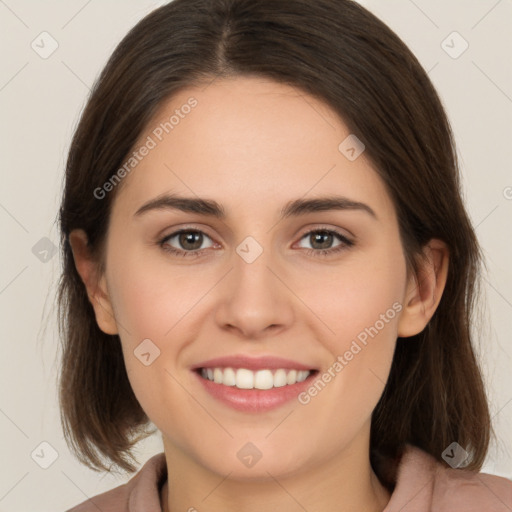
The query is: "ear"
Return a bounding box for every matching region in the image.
[397,238,449,338]
[68,229,119,335]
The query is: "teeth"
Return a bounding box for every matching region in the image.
[273,369,288,387]
[223,367,236,386]
[287,369,297,385]
[213,368,223,384]
[237,368,254,389]
[200,367,311,389]
[254,369,273,390]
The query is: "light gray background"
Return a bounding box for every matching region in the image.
[0,1,511,511]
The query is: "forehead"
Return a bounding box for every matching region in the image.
[112,76,395,223]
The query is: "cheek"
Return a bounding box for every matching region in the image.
[105,251,222,418]
[295,247,405,412]
[108,269,195,435]
[107,249,213,342]
[257,252,405,470]
[295,247,406,344]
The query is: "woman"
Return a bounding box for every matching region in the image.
[58,0,512,510]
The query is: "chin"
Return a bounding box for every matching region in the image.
[191,441,314,482]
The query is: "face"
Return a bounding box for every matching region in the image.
[89,76,415,480]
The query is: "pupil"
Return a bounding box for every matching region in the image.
[312,231,332,249]
[180,231,202,250]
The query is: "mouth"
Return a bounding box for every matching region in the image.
[191,358,320,413]
[195,367,318,390]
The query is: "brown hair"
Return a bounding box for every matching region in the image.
[57,0,493,487]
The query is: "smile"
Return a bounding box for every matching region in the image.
[199,367,311,389]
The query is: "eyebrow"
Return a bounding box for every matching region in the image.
[134,193,377,220]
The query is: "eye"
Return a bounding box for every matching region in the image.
[158,226,354,259]
[296,228,354,257]
[159,229,216,258]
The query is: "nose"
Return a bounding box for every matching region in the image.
[214,243,295,340]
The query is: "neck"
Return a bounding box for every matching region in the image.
[161,431,391,512]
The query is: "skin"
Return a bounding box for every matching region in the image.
[70,76,449,512]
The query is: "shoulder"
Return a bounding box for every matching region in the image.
[65,453,167,512]
[432,458,512,511]
[384,444,512,512]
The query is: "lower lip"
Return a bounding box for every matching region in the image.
[193,370,318,413]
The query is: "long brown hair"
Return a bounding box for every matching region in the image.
[57,0,492,488]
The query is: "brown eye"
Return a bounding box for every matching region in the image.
[296,228,354,257]
[308,231,335,250]
[178,231,204,250]
[160,229,215,256]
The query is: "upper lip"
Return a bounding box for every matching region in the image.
[191,355,318,372]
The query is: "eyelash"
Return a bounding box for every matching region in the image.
[158,227,354,259]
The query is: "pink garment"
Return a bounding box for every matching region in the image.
[66,444,512,511]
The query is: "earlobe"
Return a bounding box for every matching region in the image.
[397,239,449,338]
[68,229,119,335]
